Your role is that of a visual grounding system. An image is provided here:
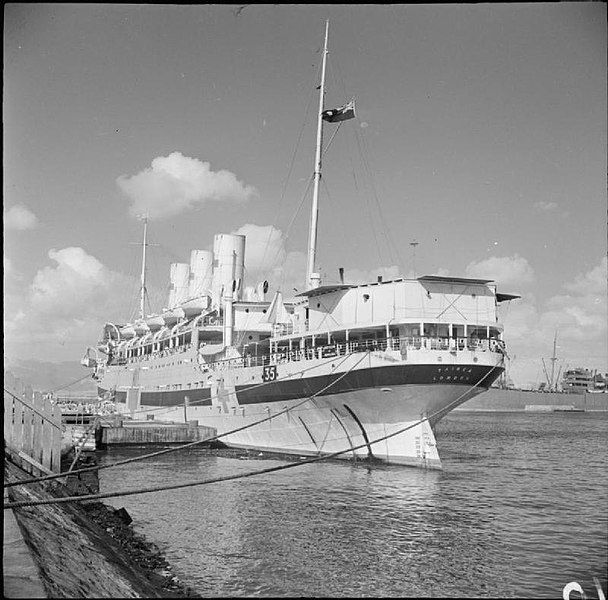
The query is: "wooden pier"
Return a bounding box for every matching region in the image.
[99,420,217,447]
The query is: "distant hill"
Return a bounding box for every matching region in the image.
[3,357,97,394]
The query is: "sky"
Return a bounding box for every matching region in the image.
[4,3,607,388]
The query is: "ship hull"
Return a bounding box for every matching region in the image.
[98,351,503,468]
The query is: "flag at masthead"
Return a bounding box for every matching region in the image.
[322,99,356,123]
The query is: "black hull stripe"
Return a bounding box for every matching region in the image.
[101,364,502,408]
[99,388,212,407]
[235,363,502,405]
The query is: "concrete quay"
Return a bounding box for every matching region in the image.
[3,486,46,598]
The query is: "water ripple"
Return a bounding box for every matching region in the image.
[99,412,608,598]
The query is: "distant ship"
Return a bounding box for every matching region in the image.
[458,334,607,412]
[561,367,606,394]
[82,22,519,468]
[459,385,608,412]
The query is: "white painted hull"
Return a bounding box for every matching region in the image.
[101,345,503,469]
[114,382,488,469]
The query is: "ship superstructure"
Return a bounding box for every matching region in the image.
[83,21,517,468]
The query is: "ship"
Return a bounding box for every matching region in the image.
[81,22,519,468]
[458,332,608,412]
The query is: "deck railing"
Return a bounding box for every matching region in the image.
[102,334,504,372]
[204,335,505,371]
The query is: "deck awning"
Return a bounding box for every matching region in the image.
[496,293,521,302]
[295,284,355,299]
[417,275,494,285]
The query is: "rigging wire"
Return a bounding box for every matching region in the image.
[123,242,141,324]
[5,351,365,488]
[350,152,384,269]
[4,360,503,508]
[257,61,322,280]
[330,49,405,272]
[352,125,402,269]
[233,172,313,347]
[123,348,353,417]
[316,177,352,283]
[363,133,405,269]
[46,373,95,394]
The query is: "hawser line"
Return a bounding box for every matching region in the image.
[4,351,368,489]
[4,359,501,509]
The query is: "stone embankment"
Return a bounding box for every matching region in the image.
[4,459,200,598]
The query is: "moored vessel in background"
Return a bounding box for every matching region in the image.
[458,333,608,412]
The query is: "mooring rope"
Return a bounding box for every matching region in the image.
[48,373,95,394]
[3,361,502,509]
[127,349,359,416]
[4,351,367,488]
[67,416,101,473]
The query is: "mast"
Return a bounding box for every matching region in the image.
[549,330,558,391]
[306,19,329,290]
[139,217,148,319]
[542,331,560,391]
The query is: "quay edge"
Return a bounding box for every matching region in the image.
[4,458,200,598]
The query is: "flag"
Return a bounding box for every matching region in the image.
[322,99,356,123]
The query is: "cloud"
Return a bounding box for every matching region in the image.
[534,200,558,212]
[343,265,402,285]
[465,254,534,288]
[539,259,607,340]
[233,224,286,276]
[231,223,307,295]
[28,248,113,318]
[117,152,257,220]
[4,247,136,361]
[563,256,607,295]
[499,256,607,388]
[4,204,39,230]
[231,233,407,291]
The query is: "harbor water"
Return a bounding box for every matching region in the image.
[98,412,608,598]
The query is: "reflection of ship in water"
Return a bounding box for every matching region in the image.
[459,333,608,412]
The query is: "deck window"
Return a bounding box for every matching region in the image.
[402,324,420,337]
[423,323,438,337]
[452,324,465,338]
[436,324,450,338]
